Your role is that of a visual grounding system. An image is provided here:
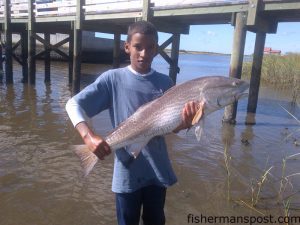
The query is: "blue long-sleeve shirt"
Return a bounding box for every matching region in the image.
[66,66,177,193]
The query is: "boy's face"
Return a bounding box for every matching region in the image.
[125,33,157,74]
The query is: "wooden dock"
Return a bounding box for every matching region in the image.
[0,0,300,122]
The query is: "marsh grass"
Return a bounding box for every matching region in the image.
[223,106,300,219]
[278,157,288,200]
[223,141,231,201]
[283,198,292,225]
[242,53,300,105]
[280,104,300,147]
[254,165,273,206]
[226,151,298,221]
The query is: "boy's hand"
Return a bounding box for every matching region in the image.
[173,101,204,133]
[76,122,111,160]
[84,132,111,160]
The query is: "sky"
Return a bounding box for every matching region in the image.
[96,22,300,55]
[175,22,300,55]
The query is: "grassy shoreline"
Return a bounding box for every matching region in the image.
[242,53,300,105]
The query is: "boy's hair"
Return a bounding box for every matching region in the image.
[127,21,158,43]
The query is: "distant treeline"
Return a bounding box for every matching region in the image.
[164,48,231,56]
[242,53,300,104]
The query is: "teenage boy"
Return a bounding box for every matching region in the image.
[66,21,198,225]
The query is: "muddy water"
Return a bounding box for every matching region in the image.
[0,55,300,225]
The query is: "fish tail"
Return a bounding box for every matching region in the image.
[73,145,99,177]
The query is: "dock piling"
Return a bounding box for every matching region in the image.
[113,32,121,69]
[223,12,247,124]
[69,30,74,85]
[4,0,13,83]
[72,29,82,94]
[0,42,3,82]
[169,33,180,84]
[44,33,51,83]
[142,0,151,21]
[72,0,84,94]
[247,32,266,118]
[28,0,36,84]
[21,31,28,83]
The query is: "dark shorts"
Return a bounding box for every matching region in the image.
[115,185,167,225]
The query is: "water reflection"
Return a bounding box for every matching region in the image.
[240,126,254,152]
[221,123,236,147]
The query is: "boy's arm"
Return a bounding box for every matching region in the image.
[66,98,111,159]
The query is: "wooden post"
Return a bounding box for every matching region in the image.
[28,0,36,84]
[223,12,247,124]
[4,0,13,83]
[247,32,266,115]
[44,33,51,83]
[247,0,262,27]
[72,29,82,94]
[21,31,28,83]
[68,29,74,85]
[113,32,121,69]
[72,0,84,94]
[0,34,3,77]
[142,0,151,21]
[169,33,180,84]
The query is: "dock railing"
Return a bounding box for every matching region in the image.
[0,0,144,18]
[0,0,253,19]
[0,0,296,19]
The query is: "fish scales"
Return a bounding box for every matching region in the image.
[105,77,237,150]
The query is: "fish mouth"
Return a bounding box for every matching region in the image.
[235,81,250,101]
[235,92,249,101]
[237,92,248,99]
[216,90,249,107]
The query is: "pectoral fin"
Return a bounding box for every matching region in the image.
[192,101,205,125]
[195,121,204,141]
[126,139,150,158]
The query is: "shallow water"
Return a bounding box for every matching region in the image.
[0,55,300,225]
